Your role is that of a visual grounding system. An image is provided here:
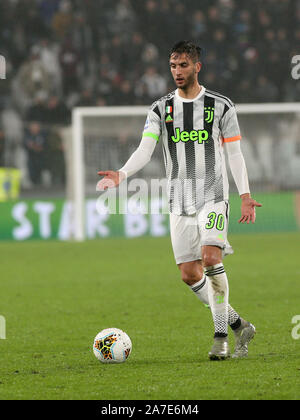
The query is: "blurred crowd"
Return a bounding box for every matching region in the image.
[0,0,299,187]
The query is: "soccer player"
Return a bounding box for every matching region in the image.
[97,41,262,360]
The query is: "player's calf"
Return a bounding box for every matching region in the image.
[179,261,203,286]
[205,263,229,337]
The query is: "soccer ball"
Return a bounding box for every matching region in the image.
[93,328,132,364]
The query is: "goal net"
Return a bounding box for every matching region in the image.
[70,103,300,241]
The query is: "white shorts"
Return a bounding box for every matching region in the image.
[170,201,234,265]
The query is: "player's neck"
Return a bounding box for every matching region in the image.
[177,83,202,100]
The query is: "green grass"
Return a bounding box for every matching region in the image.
[0,232,300,400]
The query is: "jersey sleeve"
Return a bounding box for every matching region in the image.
[225,140,250,196]
[219,105,241,143]
[142,103,162,143]
[118,103,161,179]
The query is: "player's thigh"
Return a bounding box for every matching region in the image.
[198,201,229,250]
[169,213,201,265]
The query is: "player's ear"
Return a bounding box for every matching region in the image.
[196,62,202,73]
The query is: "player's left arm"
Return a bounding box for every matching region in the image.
[225,141,262,223]
[220,105,262,224]
[239,192,262,224]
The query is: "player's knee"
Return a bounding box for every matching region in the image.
[202,251,222,268]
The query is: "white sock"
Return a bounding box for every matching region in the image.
[189,274,241,330]
[189,275,209,305]
[205,263,229,338]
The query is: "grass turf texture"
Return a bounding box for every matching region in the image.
[0,232,300,400]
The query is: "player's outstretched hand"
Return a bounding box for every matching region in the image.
[239,196,262,224]
[96,170,125,191]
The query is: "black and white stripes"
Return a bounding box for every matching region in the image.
[204,265,226,277]
[191,276,207,294]
[151,86,237,215]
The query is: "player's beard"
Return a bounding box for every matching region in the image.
[175,71,197,92]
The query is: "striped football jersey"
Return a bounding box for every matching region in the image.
[142,86,242,215]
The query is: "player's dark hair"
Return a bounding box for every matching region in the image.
[169,41,202,63]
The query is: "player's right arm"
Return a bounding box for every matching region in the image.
[97,105,161,190]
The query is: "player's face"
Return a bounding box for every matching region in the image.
[169,53,201,90]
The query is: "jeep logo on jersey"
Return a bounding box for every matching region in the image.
[171,128,209,144]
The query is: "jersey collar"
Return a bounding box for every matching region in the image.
[175,86,206,103]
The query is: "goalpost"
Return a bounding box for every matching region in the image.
[71,106,149,241]
[71,103,300,241]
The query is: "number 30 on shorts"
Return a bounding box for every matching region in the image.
[205,212,225,231]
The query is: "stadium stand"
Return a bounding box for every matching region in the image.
[0,0,299,192]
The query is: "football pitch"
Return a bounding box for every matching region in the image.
[0,232,299,400]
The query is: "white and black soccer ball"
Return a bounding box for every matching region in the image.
[93,328,132,364]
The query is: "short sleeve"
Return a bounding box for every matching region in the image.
[142,103,161,143]
[219,105,241,143]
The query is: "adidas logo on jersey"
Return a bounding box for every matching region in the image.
[171,128,209,144]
